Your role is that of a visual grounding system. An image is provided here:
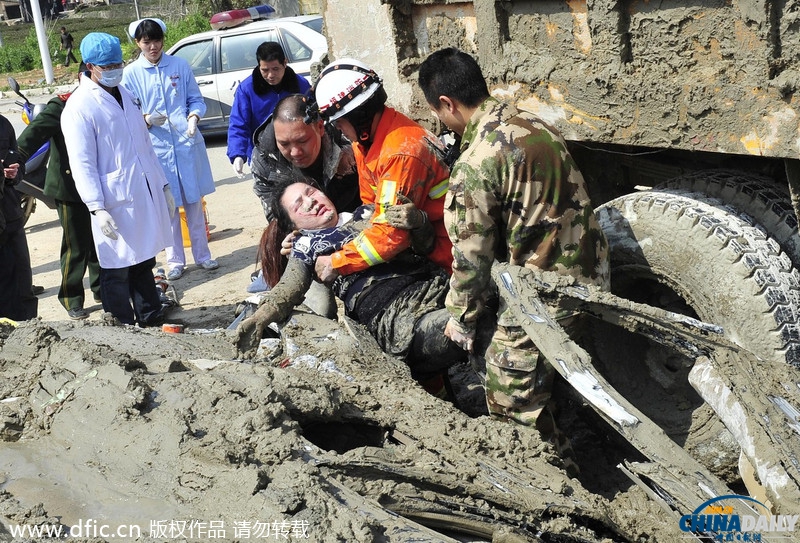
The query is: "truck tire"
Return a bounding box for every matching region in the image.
[594,189,800,480]
[657,169,800,268]
[596,188,800,368]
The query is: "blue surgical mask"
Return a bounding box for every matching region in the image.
[98,68,123,88]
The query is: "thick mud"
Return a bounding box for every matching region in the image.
[0,312,685,542]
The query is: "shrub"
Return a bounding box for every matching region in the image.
[1,6,213,84]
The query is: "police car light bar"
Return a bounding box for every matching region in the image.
[210,4,276,30]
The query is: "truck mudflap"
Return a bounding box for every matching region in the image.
[490,262,800,517]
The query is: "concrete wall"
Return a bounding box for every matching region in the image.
[322,0,800,161]
[322,0,416,119]
[271,0,300,17]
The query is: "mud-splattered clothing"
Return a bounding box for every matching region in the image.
[330,107,453,275]
[254,206,461,374]
[291,207,370,267]
[446,97,609,328]
[446,97,610,425]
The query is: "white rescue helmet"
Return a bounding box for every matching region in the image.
[315,58,383,122]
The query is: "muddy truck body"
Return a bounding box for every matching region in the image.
[320,0,800,523]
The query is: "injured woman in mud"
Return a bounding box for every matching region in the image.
[234,180,488,386]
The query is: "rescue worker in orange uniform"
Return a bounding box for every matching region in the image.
[312,59,452,283]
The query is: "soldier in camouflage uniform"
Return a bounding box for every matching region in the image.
[418,48,610,429]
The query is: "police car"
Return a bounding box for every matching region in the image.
[167,8,326,136]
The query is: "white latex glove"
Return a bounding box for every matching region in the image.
[145,112,167,127]
[186,115,199,138]
[233,157,245,179]
[93,210,118,240]
[163,185,176,219]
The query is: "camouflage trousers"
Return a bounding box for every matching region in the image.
[485,324,553,426]
[484,303,583,475]
[485,314,579,426]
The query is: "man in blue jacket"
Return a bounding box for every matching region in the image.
[226,41,310,179]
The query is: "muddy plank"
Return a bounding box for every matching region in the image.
[491,262,734,515]
[491,262,800,515]
[689,355,800,511]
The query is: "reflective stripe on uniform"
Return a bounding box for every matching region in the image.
[428,178,448,200]
[373,180,398,224]
[354,232,385,266]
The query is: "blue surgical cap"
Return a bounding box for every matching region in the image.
[80,32,123,66]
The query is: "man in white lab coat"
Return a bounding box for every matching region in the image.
[62,32,176,326]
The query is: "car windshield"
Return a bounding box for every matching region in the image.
[220,30,279,72]
[282,31,313,63]
[301,17,323,34]
[173,39,214,76]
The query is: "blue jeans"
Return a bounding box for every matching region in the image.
[99,257,162,326]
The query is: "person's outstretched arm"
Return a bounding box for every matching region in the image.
[234,257,313,357]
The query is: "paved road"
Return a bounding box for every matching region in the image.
[0,86,70,132]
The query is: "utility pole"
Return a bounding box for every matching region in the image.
[30,0,55,84]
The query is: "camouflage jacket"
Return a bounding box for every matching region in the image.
[445,97,610,329]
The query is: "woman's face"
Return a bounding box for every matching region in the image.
[280,183,338,230]
[137,37,163,64]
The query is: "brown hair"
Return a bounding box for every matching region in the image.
[258,219,292,288]
[257,176,313,287]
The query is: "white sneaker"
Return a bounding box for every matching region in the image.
[200,259,219,270]
[167,267,184,280]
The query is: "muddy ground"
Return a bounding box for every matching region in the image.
[4,1,799,536]
[4,137,799,542]
[0,311,681,542]
[0,138,690,542]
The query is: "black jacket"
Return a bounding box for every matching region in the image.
[0,115,24,242]
[252,64,304,95]
[16,94,81,202]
